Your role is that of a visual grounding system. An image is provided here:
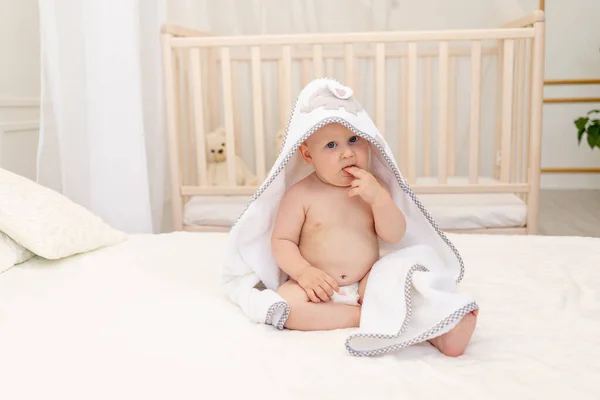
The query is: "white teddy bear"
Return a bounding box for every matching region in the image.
[205,126,258,187]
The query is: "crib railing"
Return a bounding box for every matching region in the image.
[161,10,545,233]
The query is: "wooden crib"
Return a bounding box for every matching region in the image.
[160,10,545,235]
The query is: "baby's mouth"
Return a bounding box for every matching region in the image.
[342,165,355,176]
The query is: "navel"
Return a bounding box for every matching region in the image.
[341,274,348,280]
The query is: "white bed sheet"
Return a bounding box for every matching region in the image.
[183,176,526,230]
[1,232,598,399]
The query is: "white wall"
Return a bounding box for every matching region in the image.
[0,0,40,180]
[540,0,600,189]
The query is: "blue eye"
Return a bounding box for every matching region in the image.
[349,136,358,143]
[326,142,336,149]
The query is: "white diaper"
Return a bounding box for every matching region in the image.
[331,283,360,306]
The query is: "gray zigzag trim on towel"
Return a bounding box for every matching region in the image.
[345,263,479,357]
[230,78,468,339]
[265,301,291,330]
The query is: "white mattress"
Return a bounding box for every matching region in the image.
[184,176,527,230]
[1,232,598,399]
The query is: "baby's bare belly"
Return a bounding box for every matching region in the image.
[299,225,379,285]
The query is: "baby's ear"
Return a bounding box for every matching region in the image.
[298,143,312,164]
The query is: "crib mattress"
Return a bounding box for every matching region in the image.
[0,231,598,399]
[183,176,527,230]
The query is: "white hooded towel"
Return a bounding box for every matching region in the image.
[221,78,478,357]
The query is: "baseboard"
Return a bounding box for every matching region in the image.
[541,174,600,189]
[0,121,39,133]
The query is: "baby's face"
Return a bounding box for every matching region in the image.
[299,123,370,187]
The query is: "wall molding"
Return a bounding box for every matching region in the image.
[0,121,40,133]
[0,98,40,108]
[542,167,600,174]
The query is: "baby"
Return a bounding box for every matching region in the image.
[271,122,477,357]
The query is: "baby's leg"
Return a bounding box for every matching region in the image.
[428,309,478,357]
[277,280,361,331]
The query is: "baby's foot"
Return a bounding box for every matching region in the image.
[428,309,478,357]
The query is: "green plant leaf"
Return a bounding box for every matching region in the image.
[575,117,588,144]
[577,128,585,144]
[586,109,600,115]
[587,133,596,149]
[575,117,588,130]
[587,121,600,150]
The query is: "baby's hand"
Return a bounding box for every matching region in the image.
[297,266,339,303]
[344,166,387,205]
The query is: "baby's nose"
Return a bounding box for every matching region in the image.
[341,147,353,158]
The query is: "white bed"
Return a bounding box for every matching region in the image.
[1,231,598,399]
[184,176,527,230]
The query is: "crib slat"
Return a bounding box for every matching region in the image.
[280,46,292,129]
[302,59,310,86]
[510,42,519,183]
[469,41,482,183]
[187,52,197,185]
[448,56,457,176]
[180,51,194,185]
[344,44,355,89]
[438,42,449,184]
[375,43,385,133]
[201,49,210,135]
[517,40,526,183]
[500,40,514,183]
[220,47,237,186]
[398,57,407,173]
[173,50,185,184]
[189,49,208,186]
[326,58,334,77]
[406,43,417,183]
[422,57,433,177]
[525,38,533,185]
[251,46,266,181]
[278,60,284,127]
[494,41,504,179]
[313,45,323,77]
[231,61,242,156]
[207,49,219,131]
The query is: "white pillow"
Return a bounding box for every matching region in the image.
[0,168,127,260]
[0,231,34,273]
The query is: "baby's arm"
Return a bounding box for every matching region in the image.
[271,185,339,302]
[271,186,311,280]
[371,183,406,244]
[345,166,406,244]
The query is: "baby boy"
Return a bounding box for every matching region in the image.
[270,122,477,357]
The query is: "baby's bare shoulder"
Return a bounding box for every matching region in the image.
[279,175,313,209]
[285,175,311,197]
